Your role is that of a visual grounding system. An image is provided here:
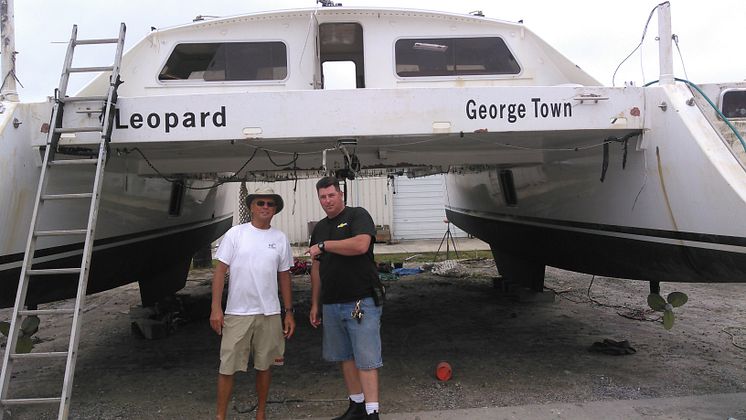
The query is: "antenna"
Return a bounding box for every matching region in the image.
[318,0,342,7]
[193,15,219,22]
[0,0,19,101]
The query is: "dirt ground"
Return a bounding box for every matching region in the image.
[2,259,746,419]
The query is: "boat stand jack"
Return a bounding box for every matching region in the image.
[434,219,459,261]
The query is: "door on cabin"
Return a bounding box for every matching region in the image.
[318,22,364,89]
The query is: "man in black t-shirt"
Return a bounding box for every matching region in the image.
[308,176,382,420]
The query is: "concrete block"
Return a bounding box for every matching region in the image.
[131,318,171,340]
[130,305,171,339]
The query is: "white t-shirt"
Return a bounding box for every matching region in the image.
[215,223,293,316]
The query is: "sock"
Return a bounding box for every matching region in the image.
[350,393,365,403]
[365,402,379,414]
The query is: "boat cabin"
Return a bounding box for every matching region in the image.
[83,7,599,97]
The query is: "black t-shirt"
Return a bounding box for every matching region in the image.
[310,206,379,304]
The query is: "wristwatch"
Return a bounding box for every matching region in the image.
[318,241,326,252]
[283,307,294,314]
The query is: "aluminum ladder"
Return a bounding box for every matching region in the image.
[0,23,126,420]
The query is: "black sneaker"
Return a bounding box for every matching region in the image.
[332,399,367,420]
[367,411,380,420]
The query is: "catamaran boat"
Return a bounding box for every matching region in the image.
[1,3,745,310]
[5,3,745,416]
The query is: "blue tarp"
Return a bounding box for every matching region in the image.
[392,267,424,276]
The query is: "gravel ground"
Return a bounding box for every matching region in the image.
[2,260,746,419]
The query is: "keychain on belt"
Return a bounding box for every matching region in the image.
[351,300,364,323]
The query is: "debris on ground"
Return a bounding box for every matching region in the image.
[378,272,399,282]
[431,260,469,277]
[290,258,311,275]
[377,261,393,273]
[588,338,637,355]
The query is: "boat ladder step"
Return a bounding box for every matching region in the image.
[19,308,75,316]
[68,66,114,73]
[41,193,93,200]
[48,158,98,166]
[75,38,119,45]
[11,351,68,360]
[61,95,107,103]
[34,229,87,237]
[27,268,82,276]
[1,397,62,406]
[54,126,102,134]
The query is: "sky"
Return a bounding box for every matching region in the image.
[9,0,746,101]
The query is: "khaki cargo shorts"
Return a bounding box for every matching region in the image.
[219,314,284,374]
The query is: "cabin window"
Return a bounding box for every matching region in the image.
[721,89,746,119]
[395,37,520,77]
[158,42,287,82]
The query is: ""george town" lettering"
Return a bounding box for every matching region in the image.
[115,106,227,133]
[466,98,572,123]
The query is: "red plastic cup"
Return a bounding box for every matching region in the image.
[436,361,452,381]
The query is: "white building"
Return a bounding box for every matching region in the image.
[235,175,467,244]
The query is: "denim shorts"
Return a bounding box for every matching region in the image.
[322,297,383,369]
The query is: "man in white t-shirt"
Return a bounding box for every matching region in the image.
[210,187,295,420]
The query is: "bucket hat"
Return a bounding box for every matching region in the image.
[246,187,284,214]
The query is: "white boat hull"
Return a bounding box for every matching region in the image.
[444,83,746,284]
[32,81,746,287]
[0,102,233,308]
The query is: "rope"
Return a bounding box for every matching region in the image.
[124,146,258,190]
[611,2,669,87]
[238,181,250,223]
[721,326,746,350]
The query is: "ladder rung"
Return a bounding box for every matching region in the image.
[48,158,98,166]
[68,66,113,73]
[41,193,93,200]
[34,229,87,237]
[27,267,81,275]
[11,351,68,360]
[54,126,102,134]
[61,95,107,103]
[75,38,119,45]
[19,308,75,316]
[75,109,104,114]
[1,397,62,405]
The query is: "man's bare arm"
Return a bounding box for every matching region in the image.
[309,259,322,328]
[210,261,228,335]
[308,233,371,259]
[278,270,295,338]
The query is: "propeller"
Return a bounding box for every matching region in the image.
[647,292,688,330]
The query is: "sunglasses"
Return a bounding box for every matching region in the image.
[254,200,277,208]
